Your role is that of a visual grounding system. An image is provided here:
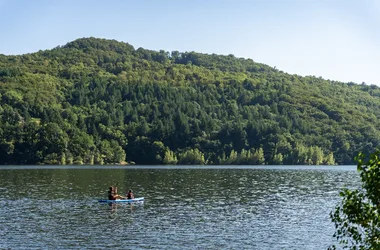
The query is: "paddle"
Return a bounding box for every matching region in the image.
[114,182,128,199]
[115,182,119,193]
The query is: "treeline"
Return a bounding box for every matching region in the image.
[0,37,380,165]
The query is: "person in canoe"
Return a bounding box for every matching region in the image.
[127,189,134,199]
[108,186,126,200]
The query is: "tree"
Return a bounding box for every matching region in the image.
[272,153,283,165]
[99,139,126,164]
[252,147,265,165]
[178,148,206,165]
[3,37,380,165]
[329,150,380,249]
[310,146,324,165]
[324,152,336,165]
[226,149,238,164]
[162,149,178,165]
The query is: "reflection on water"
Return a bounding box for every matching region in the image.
[0,166,358,249]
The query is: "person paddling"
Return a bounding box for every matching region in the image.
[108,186,126,200]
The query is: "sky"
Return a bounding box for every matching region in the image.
[0,0,379,85]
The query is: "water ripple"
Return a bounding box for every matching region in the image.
[0,167,358,249]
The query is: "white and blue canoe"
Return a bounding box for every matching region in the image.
[98,197,144,203]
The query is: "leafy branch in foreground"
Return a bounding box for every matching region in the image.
[329,150,380,249]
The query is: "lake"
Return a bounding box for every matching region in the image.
[0,165,358,249]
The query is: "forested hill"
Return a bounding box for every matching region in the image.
[0,37,379,165]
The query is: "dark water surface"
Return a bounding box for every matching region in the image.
[0,165,358,249]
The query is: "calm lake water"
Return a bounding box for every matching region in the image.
[0,165,358,249]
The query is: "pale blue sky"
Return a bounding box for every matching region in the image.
[1,0,379,85]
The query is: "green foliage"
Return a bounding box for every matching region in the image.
[220,147,266,165]
[272,153,284,165]
[330,151,380,249]
[162,149,178,165]
[0,37,379,165]
[325,152,336,165]
[178,148,206,165]
[99,139,126,164]
[253,148,265,164]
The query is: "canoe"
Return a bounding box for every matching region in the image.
[98,197,144,203]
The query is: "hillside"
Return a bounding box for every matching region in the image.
[0,37,379,165]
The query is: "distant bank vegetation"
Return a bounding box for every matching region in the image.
[0,37,379,165]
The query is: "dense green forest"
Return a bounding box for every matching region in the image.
[0,37,379,165]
